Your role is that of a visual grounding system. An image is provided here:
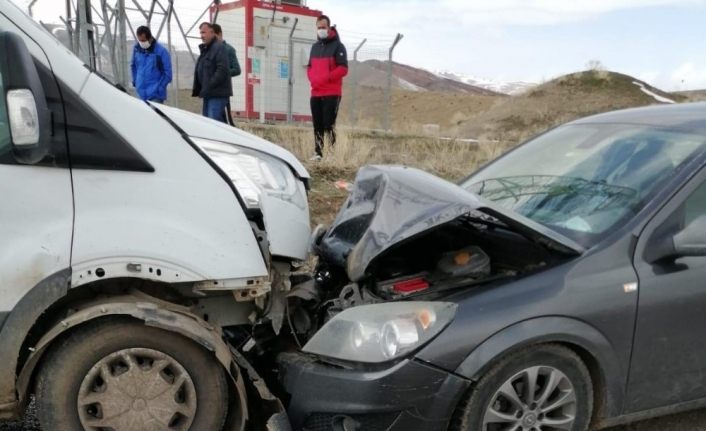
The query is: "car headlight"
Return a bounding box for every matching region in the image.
[303,302,457,364]
[193,137,306,210]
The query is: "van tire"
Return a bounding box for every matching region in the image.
[35,318,228,431]
[450,344,593,431]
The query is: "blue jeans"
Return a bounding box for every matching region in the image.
[202,97,229,123]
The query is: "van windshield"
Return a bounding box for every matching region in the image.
[461,124,706,246]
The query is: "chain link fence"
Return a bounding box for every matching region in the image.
[15,0,404,131]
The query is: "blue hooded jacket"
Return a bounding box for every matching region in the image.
[130,40,172,102]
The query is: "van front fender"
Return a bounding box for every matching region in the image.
[15,292,286,431]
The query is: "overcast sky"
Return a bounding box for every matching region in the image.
[15,0,706,90]
[314,0,706,91]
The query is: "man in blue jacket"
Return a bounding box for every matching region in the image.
[131,26,172,103]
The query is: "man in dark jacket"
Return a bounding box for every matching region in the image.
[192,22,232,123]
[131,26,172,103]
[212,24,241,78]
[307,15,348,160]
[213,23,241,126]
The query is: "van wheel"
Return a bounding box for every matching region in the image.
[451,344,593,431]
[35,318,228,431]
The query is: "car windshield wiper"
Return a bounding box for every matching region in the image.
[469,175,638,204]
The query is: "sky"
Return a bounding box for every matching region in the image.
[313,0,706,91]
[15,0,706,90]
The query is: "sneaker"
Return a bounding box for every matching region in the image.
[309,154,322,162]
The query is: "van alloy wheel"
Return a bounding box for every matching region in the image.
[77,348,197,431]
[483,366,577,431]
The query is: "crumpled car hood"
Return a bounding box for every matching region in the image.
[316,165,584,282]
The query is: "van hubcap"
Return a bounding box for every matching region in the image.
[77,348,197,431]
[483,365,577,430]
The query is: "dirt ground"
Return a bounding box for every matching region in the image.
[3,404,706,430]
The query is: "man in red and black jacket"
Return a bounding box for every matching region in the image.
[307,15,348,160]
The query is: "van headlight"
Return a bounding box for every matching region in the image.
[303,302,457,364]
[193,137,306,210]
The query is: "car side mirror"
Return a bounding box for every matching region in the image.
[673,215,706,257]
[0,31,51,164]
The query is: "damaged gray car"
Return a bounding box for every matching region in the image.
[268,103,706,431]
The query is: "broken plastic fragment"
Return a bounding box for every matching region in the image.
[334,180,352,191]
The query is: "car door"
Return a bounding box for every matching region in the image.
[626,163,706,412]
[0,17,74,323]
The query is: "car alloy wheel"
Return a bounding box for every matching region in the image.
[483,365,577,430]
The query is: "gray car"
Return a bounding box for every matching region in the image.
[278,102,706,431]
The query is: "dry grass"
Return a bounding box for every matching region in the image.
[240,123,508,180]
[238,123,512,226]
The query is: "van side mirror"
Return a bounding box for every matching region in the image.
[673,215,706,257]
[0,31,51,164]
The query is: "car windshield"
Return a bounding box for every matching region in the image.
[461,123,706,247]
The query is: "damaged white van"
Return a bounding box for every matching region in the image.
[0,2,308,430]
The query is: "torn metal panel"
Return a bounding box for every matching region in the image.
[230,346,291,431]
[266,261,292,335]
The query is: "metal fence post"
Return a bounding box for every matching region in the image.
[349,38,366,127]
[287,18,299,123]
[117,0,128,88]
[383,33,403,132]
[166,0,175,106]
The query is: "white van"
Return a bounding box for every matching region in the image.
[0,2,309,430]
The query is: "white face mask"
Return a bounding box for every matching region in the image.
[317,29,329,40]
[139,40,151,49]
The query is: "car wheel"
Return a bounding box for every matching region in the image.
[451,344,593,431]
[35,318,229,431]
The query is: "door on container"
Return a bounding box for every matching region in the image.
[293,39,315,117]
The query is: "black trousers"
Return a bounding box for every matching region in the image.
[226,101,235,126]
[311,96,341,156]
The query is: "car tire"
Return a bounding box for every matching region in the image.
[35,318,229,431]
[451,344,593,431]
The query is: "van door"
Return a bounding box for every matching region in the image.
[0,15,74,408]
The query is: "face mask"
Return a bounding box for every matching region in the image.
[317,29,329,40]
[139,40,151,49]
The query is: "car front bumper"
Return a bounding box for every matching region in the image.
[278,352,471,431]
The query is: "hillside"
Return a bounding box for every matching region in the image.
[452,70,688,142]
[349,60,502,96]
[436,71,536,95]
[676,89,706,102]
[337,85,500,133]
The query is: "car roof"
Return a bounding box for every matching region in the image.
[571,102,706,132]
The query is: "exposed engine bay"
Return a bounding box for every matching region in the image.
[232,166,578,368]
